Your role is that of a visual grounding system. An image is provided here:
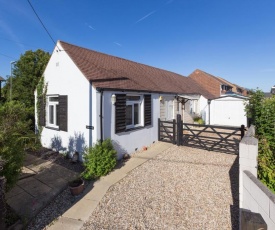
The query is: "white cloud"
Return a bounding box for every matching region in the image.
[88,25,95,30]
[135,10,157,24]
[113,42,122,47]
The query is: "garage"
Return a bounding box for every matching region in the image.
[209,95,247,127]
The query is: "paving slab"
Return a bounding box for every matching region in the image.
[17,177,52,197]
[5,185,25,199]
[6,153,82,224]
[46,217,84,230]
[83,179,112,201]
[63,198,98,221]
[7,191,36,219]
[101,169,127,185]
[19,167,36,180]
[24,154,39,165]
[26,159,53,173]
[34,170,68,189]
[47,163,79,181]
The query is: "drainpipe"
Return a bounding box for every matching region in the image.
[99,89,103,143]
[208,99,211,125]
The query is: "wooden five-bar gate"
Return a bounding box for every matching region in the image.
[158,114,245,154]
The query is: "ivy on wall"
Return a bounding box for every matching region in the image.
[36,76,47,136]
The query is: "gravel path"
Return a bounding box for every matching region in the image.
[82,145,239,230]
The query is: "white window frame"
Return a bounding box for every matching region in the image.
[125,95,143,129]
[46,95,59,129]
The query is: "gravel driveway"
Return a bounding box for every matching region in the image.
[81,145,239,230]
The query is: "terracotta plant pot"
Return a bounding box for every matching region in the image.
[69,178,84,196]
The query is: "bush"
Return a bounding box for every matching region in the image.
[0,101,34,191]
[245,90,275,193]
[258,138,275,193]
[81,139,117,180]
[193,114,205,125]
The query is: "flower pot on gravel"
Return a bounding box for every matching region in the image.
[69,178,84,196]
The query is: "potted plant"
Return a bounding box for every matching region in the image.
[68,177,84,196]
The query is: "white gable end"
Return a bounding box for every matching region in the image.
[38,42,91,158]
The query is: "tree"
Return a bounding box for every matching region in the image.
[3,49,50,129]
[0,101,34,191]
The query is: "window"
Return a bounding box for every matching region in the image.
[126,95,142,129]
[41,95,68,131]
[237,88,243,93]
[221,85,232,92]
[115,94,151,133]
[47,96,59,129]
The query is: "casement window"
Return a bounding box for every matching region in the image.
[38,95,68,131]
[47,96,59,128]
[126,95,142,129]
[115,94,151,133]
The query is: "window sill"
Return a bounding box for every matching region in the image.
[45,126,60,131]
[125,126,145,132]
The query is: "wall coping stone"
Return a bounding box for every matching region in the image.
[244,170,275,203]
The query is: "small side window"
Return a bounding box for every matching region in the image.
[46,96,59,129]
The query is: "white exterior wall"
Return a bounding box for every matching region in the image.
[210,96,247,127]
[39,44,91,158]
[198,95,208,124]
[160,95,176,121]
[102,91,160,159]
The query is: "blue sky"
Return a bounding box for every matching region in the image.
[1,0,275,92]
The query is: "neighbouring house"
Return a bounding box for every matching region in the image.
[189,69,248,97]
[35,40,210,159]
[265,85,275,97]
[187,69,248,126]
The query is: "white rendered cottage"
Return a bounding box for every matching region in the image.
[35,40,204,159]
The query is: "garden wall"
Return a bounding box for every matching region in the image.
[239,126,275,229]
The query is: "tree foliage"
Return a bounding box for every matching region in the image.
[2,49,50,130]
[245,89,275,192]
[0,101,34,191]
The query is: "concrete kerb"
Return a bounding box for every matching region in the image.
[48,141,173,229]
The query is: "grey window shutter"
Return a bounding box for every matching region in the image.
[59,95,68,132]
[38,96,45,126]
[115,94,126,133]
[144,94,152,126]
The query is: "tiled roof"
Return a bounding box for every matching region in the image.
[59,41,214,98]
[188,69,221,97]
[188,69,247,97]
[0,76,5,81]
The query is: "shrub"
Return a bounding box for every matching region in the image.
[0,101,34,191]
[258,138,275,193]
[193,114,205,125]
[81,139,117,179]
[245,90,275,193]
